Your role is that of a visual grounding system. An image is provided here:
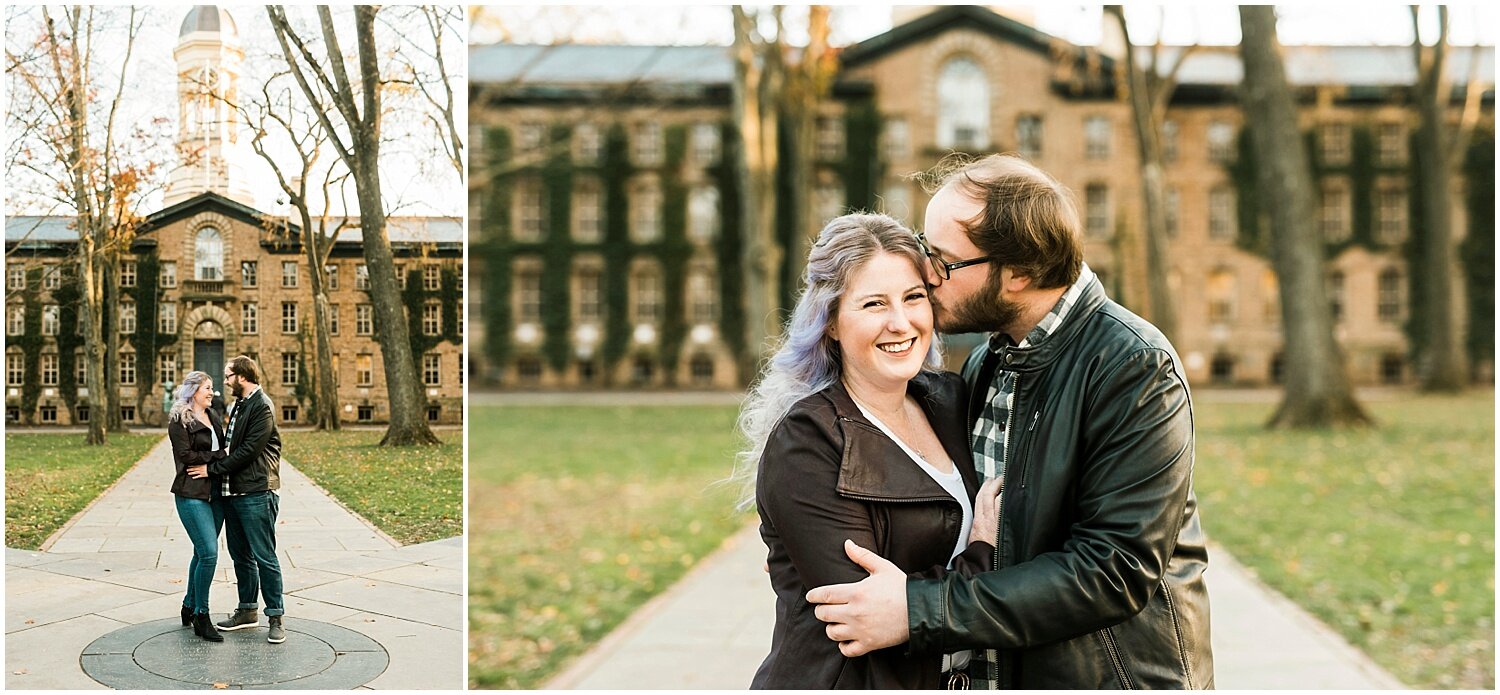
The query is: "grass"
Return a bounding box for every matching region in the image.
[466,405,752,689]
[4,433,162,549]
[1192,390,1494,689]
[281,429,463,545]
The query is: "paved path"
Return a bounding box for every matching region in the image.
[547,524,1406,689]
[5,435,463,690]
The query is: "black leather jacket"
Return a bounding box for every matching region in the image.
[753,371,994,689]
[207,388,282,494]
[905,277,1214,689]
[167,410,227,500]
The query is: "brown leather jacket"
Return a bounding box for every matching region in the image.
[167,410,227,500]
[752,370,993,689]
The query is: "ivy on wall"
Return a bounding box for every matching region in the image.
[15,267,44,422]
[714,121,747,368]
[658,125,691,381]
[481,127,514,371]
[123,250,165,409]
[600,123,632,374]
[1460,127,1495,368]
[540,124,574,371]
[402,264,464,363]
[842,95,883,213]
[54,278,83,413]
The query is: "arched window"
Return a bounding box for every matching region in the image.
[195,227,223,281]
[937,57,989,150]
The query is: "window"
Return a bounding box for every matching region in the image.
[416,265,437,292]
[241,303,258,334]
[355,264,370,290]
[883,118,909,161]
[517,177,545,242]
[1210,354,1235,384]
[282,405,298,422]
[423,302,442,335]
[689,269,717,324]
[1381,354,1405,384]
[631,356,655,385]
[161,261,178,288]
[396,264,407,289]
[633,266,661,323]
[423,353,441,386]
[356,304,373,335]
[574,122,602,164]
[1269,352,1285,384]
[518,122,545,155]
[74,405,88,423]
[42,305,59,336]
[282,302,298,334]
[327,304,339,335]
[571,267,601,324]
[1321,183,1350,243]
[1320,123,1351,165]
[6,265,22,290]
[122,404,139,422]
[120,302,136,334]
[1207,121,1234,163]
[120,352,136,385]
[1165,187,1180,238]
[1161,120,1179,162]
[517,269,542,324]
[691,355,715,385]
[357,404,374,421]
[1016,115,1042,160]
[1376,184,1408,244]
[159,303,177,334]
[1209,187,1236,240]
[282,261,298,288]
[516,357,543,384]
[43,264,60,290]
[42,353,58,386]
[1377,123,1406,165]
[195,227,224,280]
[633,121,663,166]
[816,116,845,160]
[1328,271,1345,322]
[281,352,298,386]
[937,57,989,150]
[1208,269,1236,323]
[688,185,720,243]
[7,407,19,423]
[1085,184,1110,239]
[119,261,137,288]
[574,179,602,243]
[427,405,441,422]
[631,179,661,242]
[7,306,23,336]
[324,264,338,290]
[159,352,178,385]
[1378,268,1402,323]
[6,349,22,385]
[692,122,720,166]
[1084,116,1111,159]
[578,358,599,384]
[241,260,258,287]
[75,348,87,385]
[356,354,373,386]
[40,405,57,423]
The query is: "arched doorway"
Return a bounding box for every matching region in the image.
[193,320,226,412]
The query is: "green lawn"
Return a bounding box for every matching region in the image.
[1193,390,1494,689]
[4,433,162,549]
[467,406,751,689]
[281,429,462,545]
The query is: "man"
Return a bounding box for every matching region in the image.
[201,355,287,644]
[806,155,1213,688]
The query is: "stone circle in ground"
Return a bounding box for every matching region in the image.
[81,617,388,689]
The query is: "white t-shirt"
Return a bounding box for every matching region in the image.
[852,402,974,568]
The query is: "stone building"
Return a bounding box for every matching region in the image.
[470,5,1494,390]
[4,6,462,426]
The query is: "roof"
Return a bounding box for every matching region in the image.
[179,6,237,38]
[6,209,461,247]
[1152,45,1494,86]
[470,44,733,86]
[5,216,81,244]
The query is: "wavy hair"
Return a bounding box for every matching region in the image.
[168,371,214,425]
[729,213,941,510]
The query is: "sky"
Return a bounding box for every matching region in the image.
[469,3,1498,47]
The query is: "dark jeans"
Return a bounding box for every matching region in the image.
[217,491,284,617]
[174,495,223,614]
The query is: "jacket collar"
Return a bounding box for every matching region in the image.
[988,273,1108,374]
[824,371,979,502]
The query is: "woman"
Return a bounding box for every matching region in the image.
[736,214,997,689]
[166,370,228,642]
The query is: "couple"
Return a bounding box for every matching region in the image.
[743,154,1213,688]
[166,355,287,644]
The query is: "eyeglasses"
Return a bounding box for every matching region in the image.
[914,231,990,280]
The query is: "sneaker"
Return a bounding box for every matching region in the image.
[217,608,259,631]
[267,616,286,644]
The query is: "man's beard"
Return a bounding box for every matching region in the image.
[934,271,1022,335]
[228,382,242,398]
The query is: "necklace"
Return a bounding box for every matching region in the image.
[851,393,931,462]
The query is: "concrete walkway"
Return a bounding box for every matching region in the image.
[546,524,1406,689]
[5,435,463,690]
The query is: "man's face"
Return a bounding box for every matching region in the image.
[921,185,1022,334]
[222,370,242,398]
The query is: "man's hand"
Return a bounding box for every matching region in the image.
[187,464,208,479]
[804,539,910,657]
[970,476,1002,545]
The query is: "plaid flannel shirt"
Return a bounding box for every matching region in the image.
[965,262,1094,689]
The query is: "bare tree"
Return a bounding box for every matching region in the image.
[267,5,440,445]
[1409,5,1488,391]
[1105,6,1197,341]
[1238,5,1371,428]
[384,5,464,180]
[732,6,786,373]
[6,6,157,444]
[778,6,837,308]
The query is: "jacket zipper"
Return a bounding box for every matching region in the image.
[985,371,1020,689]
[1099,627,1135,689]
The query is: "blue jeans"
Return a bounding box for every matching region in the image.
[174,495,223,615]
[217,491,284,617]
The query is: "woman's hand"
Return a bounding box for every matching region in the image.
[969,477,1002,546]
[187,464,208,479]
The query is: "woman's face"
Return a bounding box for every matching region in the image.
[831,251,934,392]
[194,381,213,409]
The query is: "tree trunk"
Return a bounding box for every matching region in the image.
[102,250,124,432]
[732,7,784,376]
[780,6,833,307]
[303,226,340,430]
[1238,6,1371,429]
[1411,6,1467,391]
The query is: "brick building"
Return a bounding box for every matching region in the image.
[470,5,1494,389]
[4,6,462,426]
